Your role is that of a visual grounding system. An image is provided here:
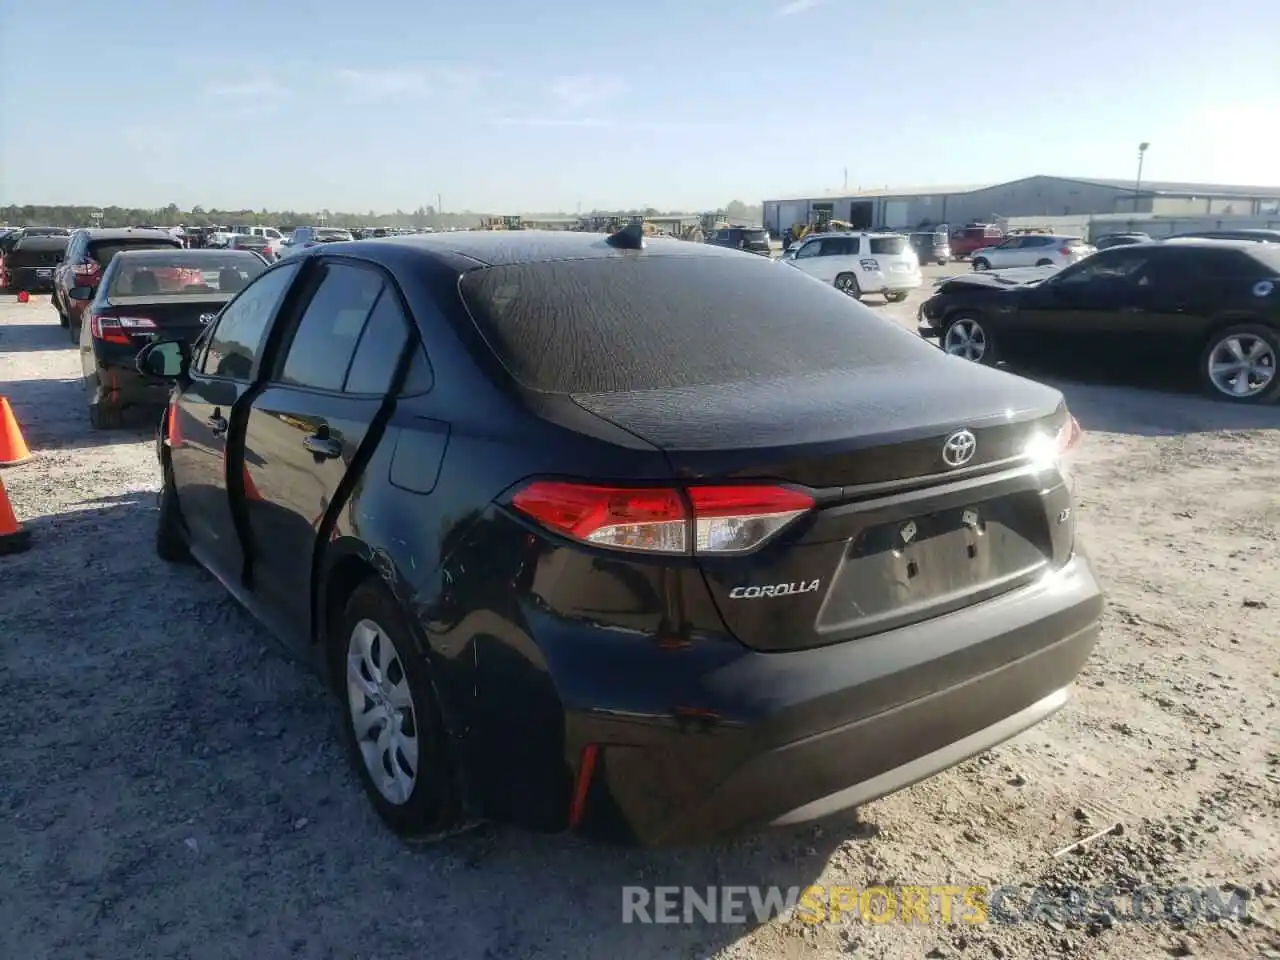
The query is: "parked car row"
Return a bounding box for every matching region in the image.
[917,238,1280,404]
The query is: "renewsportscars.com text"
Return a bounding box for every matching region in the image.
[621,884,1251,926]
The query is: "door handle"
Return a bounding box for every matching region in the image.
[206,409,228,434]
[302,433,342,460]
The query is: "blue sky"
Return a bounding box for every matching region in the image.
[2,0,1277,212]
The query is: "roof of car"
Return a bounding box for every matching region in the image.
[334,229,749,267]
[85,227,179,242]
[1158,237,1267,248]
[112,247,260,260]
[801,231,906,241]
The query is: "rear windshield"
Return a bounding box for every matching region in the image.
[869,236,908,255]
[106,253,266,297]
[458,256,934,394]
[742,229,768,243]
[89,238,179,268]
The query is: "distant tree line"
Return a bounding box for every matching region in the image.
[1,200,764,231]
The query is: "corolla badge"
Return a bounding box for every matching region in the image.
[942,429,977,468]
[728,580,820,600]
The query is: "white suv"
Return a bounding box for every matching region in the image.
[970,234,1094,272]
[782,231,922,302]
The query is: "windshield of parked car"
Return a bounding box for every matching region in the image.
[106,251,266,297]
[459,255,937,393]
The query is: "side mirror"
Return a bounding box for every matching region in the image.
[69,285,95,300]
[137,340,187,380]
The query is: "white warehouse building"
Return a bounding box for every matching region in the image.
[761,175,1280,236]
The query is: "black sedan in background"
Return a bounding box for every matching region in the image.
[918,239,1280,403]
[136,228,1101,846]
[79,248,266,428]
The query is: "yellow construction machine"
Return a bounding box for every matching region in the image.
[787,209,853,246]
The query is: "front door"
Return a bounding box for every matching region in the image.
[169,262,302,583]
[1016,248,1156,347]
[241,259,411,639]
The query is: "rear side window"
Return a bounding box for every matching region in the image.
[278,262,384,391]
[201,262,300,379]
[1246,246,1280,273]
[343,290,416,395]
[458,256,935,394]
[869,236,907,255]
[89,239,178,268]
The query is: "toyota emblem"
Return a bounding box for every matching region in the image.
[942,429,977,468]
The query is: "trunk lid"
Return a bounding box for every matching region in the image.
[572,362,1072,652]
[96,294,232,347]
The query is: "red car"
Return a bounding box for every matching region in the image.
[949,223,1005,260]
[54,228,199,340]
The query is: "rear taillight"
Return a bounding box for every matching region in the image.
[1059,247,1073,256]
[72,262,97,277]
[510,481,814,555]
[89,315,156,345]
[1024,414,1083,473]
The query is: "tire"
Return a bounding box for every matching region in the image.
[1035,259,1053,267]
[972,258,990,272]
[941,313,997,365]
[937,259,947,266]
[55,296,69,327]
[1199,323,1280,404]
[88,401,123,430]
[332,581,465,840]
[885,291,908,303]
[834,272,862,299]
[156,462,192,563]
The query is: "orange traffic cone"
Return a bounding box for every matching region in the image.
[242,464,262,501]
[0,475,31,555]
[16,290,29,304]
[0,397,33,466]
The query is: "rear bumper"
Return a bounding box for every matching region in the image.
[6,267,57,292]
[566,553,1103,846]
[91,360,171,407]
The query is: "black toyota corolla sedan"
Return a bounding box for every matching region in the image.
[918,239,1280,404]
[136,227,1103,846]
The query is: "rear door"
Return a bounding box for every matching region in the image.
[170,262,303,584]
[240,259,412,636]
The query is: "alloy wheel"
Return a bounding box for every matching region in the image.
[346,618,419,805]
[944,318,987,362]
[1206,334,1276,399]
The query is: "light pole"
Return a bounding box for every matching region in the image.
[1134,142,1150,213]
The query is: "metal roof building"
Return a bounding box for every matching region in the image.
[761,175,1280,236]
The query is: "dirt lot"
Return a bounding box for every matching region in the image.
[1,270,1277,960]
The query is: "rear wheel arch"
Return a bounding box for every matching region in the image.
[316,551,382,667]
[1200,312,1274,350]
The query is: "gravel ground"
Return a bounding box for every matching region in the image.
[1,271,1277,960]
